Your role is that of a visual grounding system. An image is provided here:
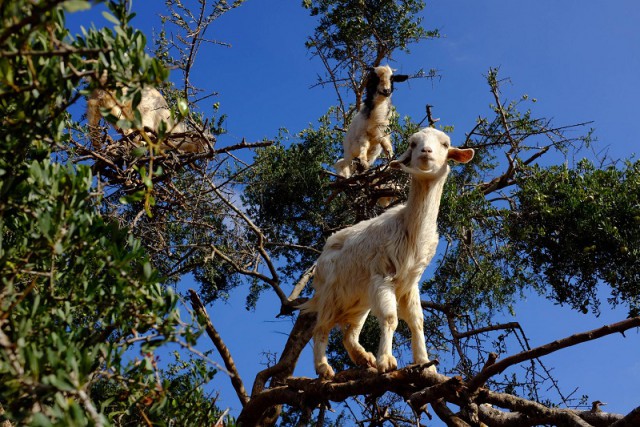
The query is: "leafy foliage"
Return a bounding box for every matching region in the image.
[303,0,439,123]
[303,0,435,64]
[241,118,351,282]
[0,1,223,424]
[2,0,639,425]
[509,159,640,316]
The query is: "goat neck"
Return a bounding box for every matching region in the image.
[402,171,448,241]
[366,94,391,124]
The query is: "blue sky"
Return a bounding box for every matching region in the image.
[67,0,640,422]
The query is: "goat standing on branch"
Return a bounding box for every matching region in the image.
[303,127,474,379]
[334,65,408,177]
[87,85,209,153]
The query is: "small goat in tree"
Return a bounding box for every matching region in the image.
[87,85,207,153]
[303,127,474,379]
[334,65,408,177]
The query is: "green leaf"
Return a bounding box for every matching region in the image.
[119,190,145,204]
[30,413,52,427]
[102,11,120,25]
[53,241,64,255]
[143,261,152,279]
[61,0,91,13]
[177,98,189,117]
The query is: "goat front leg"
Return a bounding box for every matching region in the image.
[356,139,372,170]
[379,134,394,159]
[398,287,436,373]
[371,276,398,373]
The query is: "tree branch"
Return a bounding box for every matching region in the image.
[610,406,640,427]
[239,315,640,426]
[467,316,640,392]
[188,289,249,406]
[250,312,316,425]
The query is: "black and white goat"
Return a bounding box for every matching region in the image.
[334,65,408,177]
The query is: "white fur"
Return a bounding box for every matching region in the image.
[87,86,207,153]
[334,65,405,178]
[302,127,475,378]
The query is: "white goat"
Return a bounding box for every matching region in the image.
[302,127,474,379]
[334,65,408,178]
[87,86,207,153]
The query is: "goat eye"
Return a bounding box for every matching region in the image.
[410,141,416,148]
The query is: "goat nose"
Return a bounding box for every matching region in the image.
[422,146,433,153]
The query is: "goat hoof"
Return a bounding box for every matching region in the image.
[353,351,376,368]
[376,354,398,373]
[317,363,335,380]
[412,359,438,374]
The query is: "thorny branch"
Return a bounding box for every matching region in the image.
[466,316,640,393]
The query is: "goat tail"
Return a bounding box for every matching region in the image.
[297,297,318,314]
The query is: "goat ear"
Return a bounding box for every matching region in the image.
[447,147,475,164]
[389,160,402,169]
[390,149,412,169]
[392,74,409,83]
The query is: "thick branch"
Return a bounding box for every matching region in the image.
[286,263,316,302]
[250,312,316,425]
[431,400,472,427]
[241,365,444,426]
[480,389,593,427]
[240,315,639,426]
[407,376,463,413]
[611,406,640,427]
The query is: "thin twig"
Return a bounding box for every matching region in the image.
[188,289,249,406]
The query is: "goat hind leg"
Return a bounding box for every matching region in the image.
[341,311,376,368]
[312,326,335,379]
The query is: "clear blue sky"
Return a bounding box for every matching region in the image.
[68,0,640,421]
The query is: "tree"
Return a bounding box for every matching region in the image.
[0,1,230,424]
[233,2,640,425]
[1,1,639,426]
